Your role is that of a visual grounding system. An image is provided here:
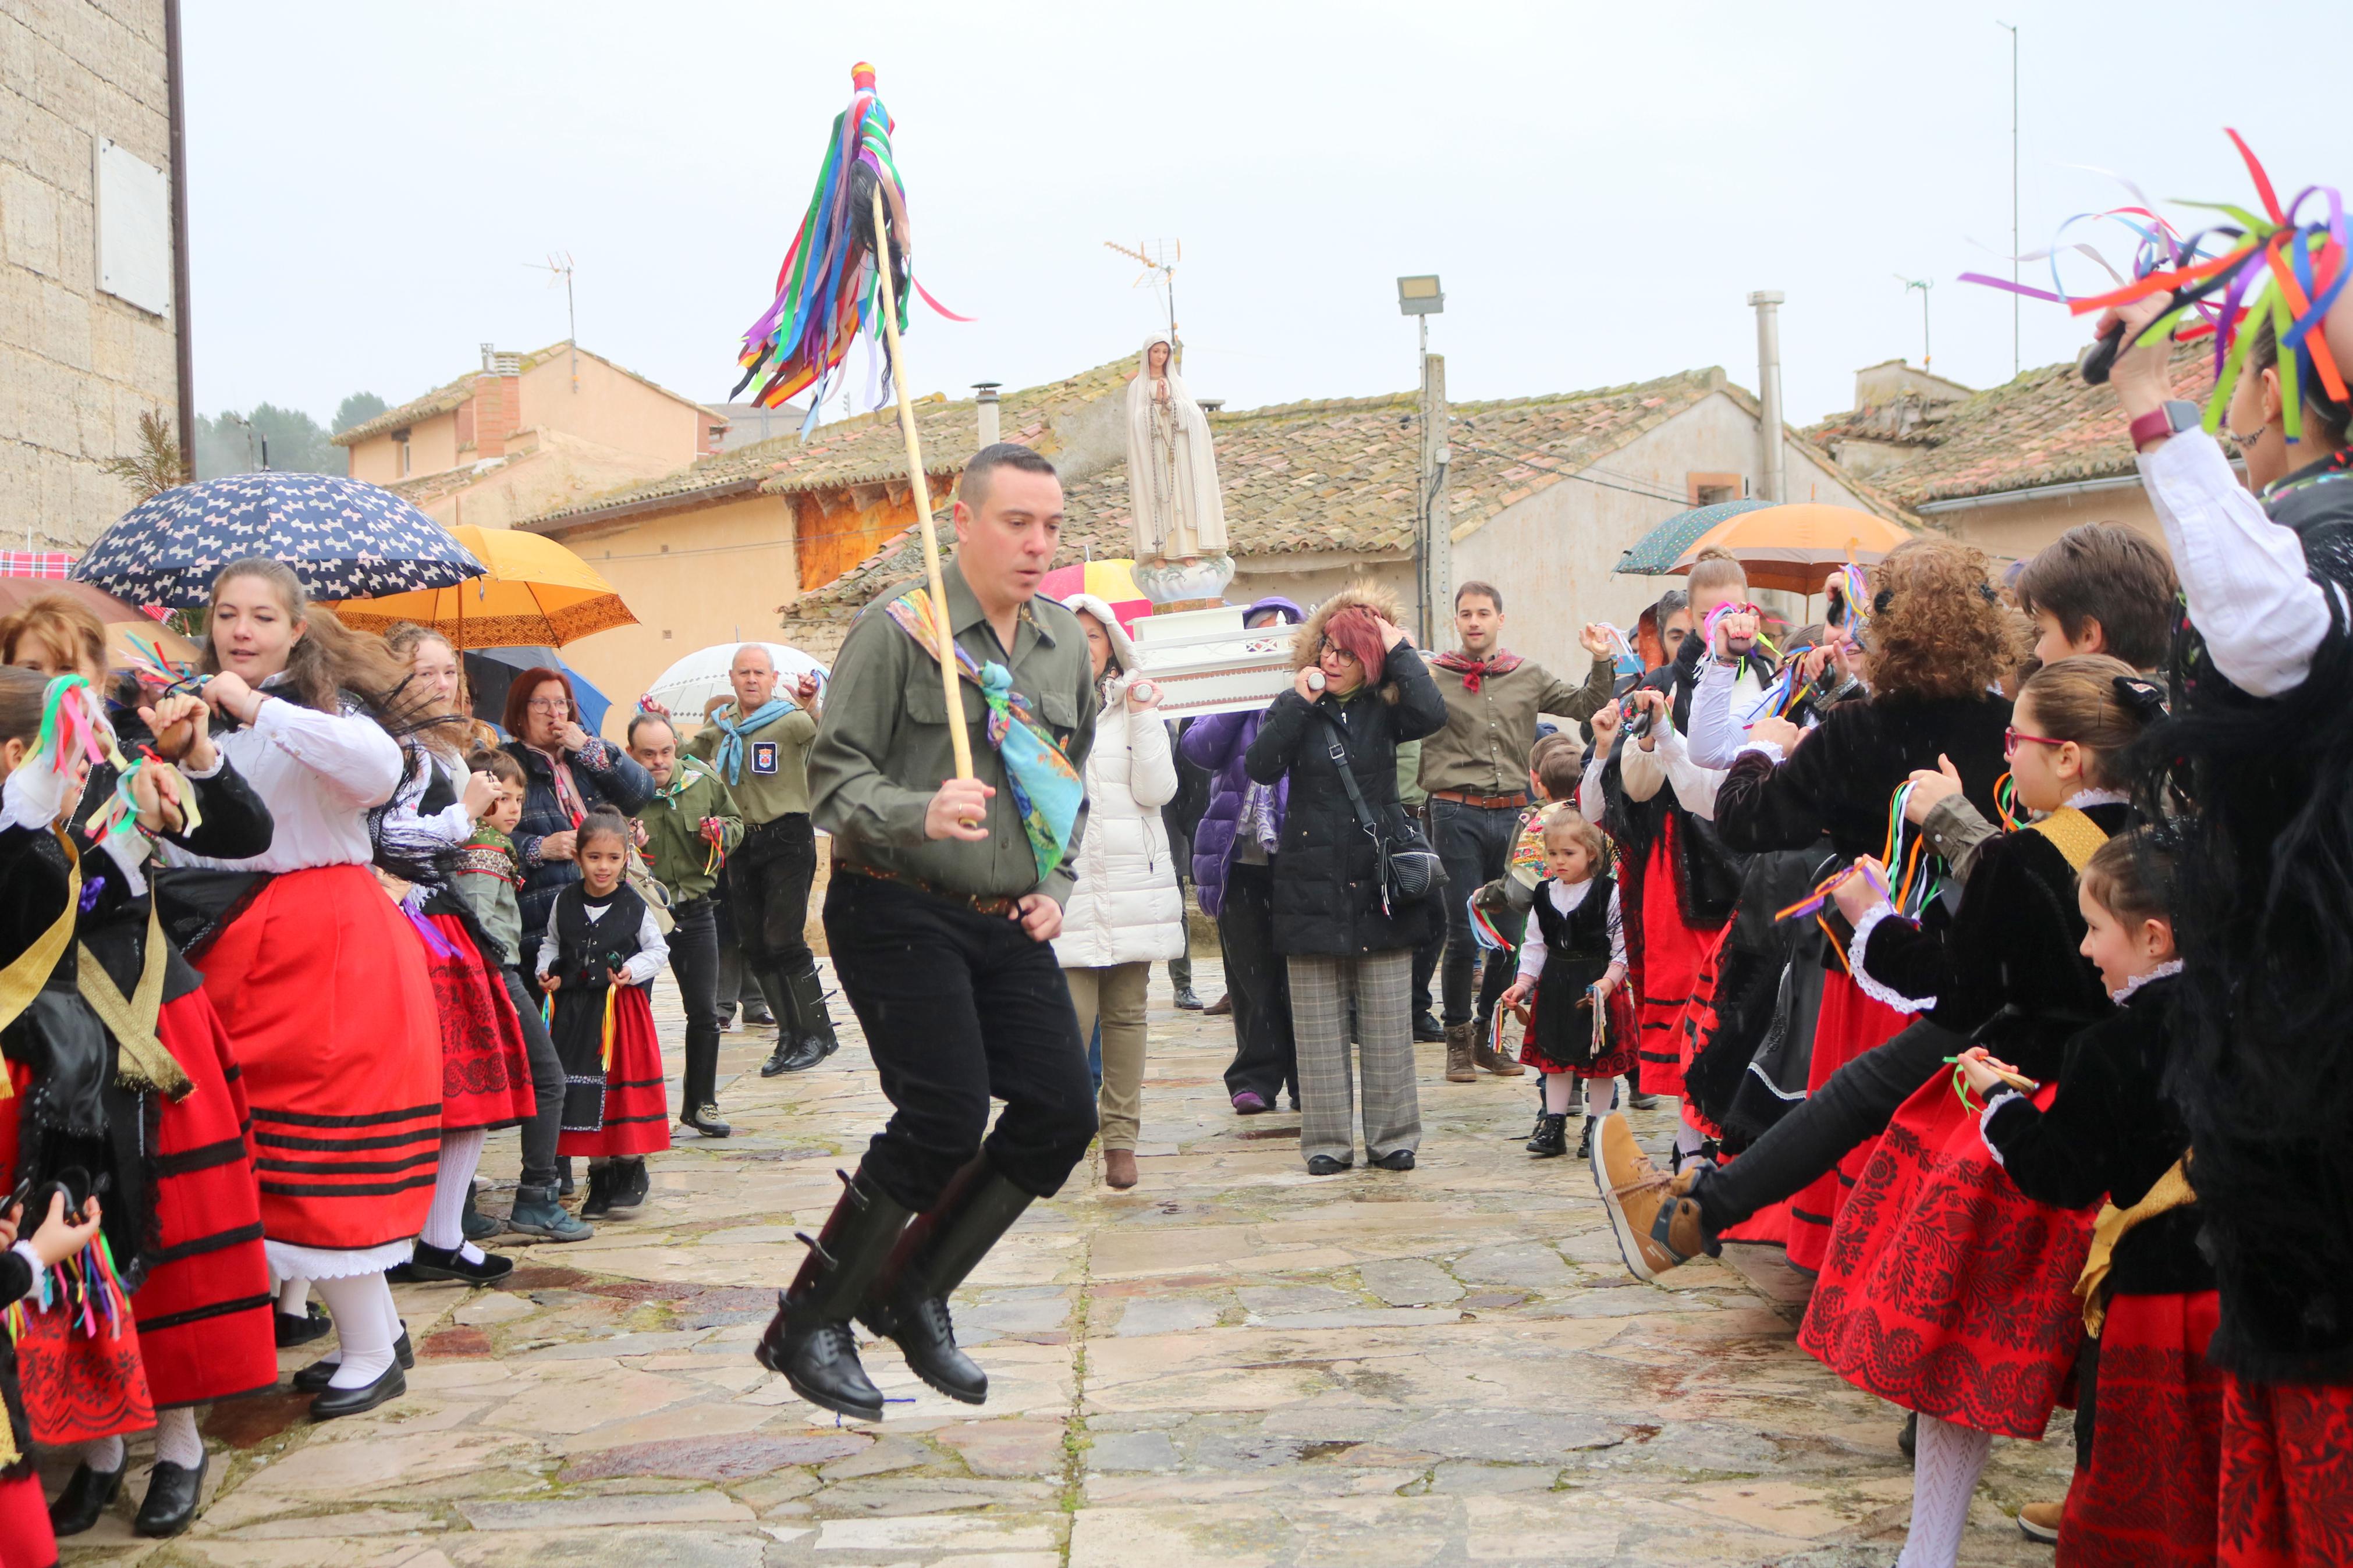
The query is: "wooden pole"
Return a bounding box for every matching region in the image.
[869,182,973,784]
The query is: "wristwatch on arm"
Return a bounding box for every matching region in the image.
[2130,399,2203,454]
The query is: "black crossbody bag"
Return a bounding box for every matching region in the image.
[1312,707,1445,916]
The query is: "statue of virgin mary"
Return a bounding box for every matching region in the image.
[1124,333,1229,565]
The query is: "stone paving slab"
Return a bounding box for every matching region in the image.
[46,953,2073,1566]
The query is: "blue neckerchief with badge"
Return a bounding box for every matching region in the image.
[709,697,794,784]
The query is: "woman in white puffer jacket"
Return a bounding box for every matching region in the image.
[1055,594,1187,1190]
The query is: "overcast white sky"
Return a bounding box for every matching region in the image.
[186,1,2336,432]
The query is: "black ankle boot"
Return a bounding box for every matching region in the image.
[48,1460,124,1535]
[754,1167,914,1421]
[1574,1115,1597,1160]
[1525,1112,1569,1158]
[860,1155,1034,1406]
[579,1161,615,1220]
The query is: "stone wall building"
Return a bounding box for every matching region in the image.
[3,1,184,548]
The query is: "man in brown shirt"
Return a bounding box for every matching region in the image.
[1421,581,1619,1080]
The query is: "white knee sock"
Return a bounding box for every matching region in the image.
[81,1434,125,1473]
[420,1127,488,1250]
[311,1272,401,1390]
[1583,1076,1619,1118]
[1898,1414,1993,1568]
[277,1277,310,1315]
[154,1406,204,1469]
[1541,1073,1576,1114]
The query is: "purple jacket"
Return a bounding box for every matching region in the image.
[1178,596,1304,917]
[1180,710,1285,918]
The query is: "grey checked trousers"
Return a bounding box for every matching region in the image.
[1287,949,1421,1167]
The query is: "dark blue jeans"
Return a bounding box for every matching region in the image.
[1431,798,1522,1026]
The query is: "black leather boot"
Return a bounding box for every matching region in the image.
[1574,1115,1597,1160]
[579,1161,615,1220]
[48,1460,124,1535]
[860,1156,1034,1405]
[755,966,798,1076]
[1525,1112,1569,1158]
[773,966,839,1073]
[754,1167,913,1421]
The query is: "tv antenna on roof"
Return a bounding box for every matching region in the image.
[1894,274,1934,371]
[1103,238,1181,347]
[524,253,579,391]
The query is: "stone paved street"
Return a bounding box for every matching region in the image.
[50,954,2074,1567]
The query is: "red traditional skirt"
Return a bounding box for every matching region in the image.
[0,1471,56,1568]
[136,989,276,1408]
[1798,1072,2096,1438]
[197,865,442,1250]
[413,911,535,1130]
[0,1063,153,1446]
[2217,1373,2353,1567]
[1784,970,1910,1272]
[1518,979,1637,1079]
[2061,1289,2224,1567]
[1631,826,1724,1099]
[556,984,672,1158]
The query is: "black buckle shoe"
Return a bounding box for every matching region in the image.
[406,1241,515,1285]
[274,1300,333,1347]
[308,1360,406,1421]
[48,1461,125,1536]
[294,1325,414,1392]
[760,1039,796,1077]
[132,1449,206,1538]
[682,1103,733,1137]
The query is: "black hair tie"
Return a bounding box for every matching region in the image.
[1978,583,2001,605]
[2113,675,2169,721]
[1873,588,1895,616]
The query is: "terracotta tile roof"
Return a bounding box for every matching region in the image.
[332,342,722,447]
[521,358,1137,531]
[777,366,1736,638]
[1807,340,2228,507]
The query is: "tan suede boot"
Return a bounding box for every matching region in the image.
[1443,1023,1478,1082]
[1471,1021,1525,1077]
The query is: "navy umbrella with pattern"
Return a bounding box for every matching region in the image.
[72,472,485,609]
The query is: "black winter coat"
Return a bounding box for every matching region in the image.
[1245,645,1446,956]
[1713,693,2012,861]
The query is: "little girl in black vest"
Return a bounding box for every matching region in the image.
[1500,810,1636,1160]
[537,810,671,1221]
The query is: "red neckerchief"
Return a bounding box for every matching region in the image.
[1431,648,1524,694]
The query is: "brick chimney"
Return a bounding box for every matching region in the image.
[467,343,524,459]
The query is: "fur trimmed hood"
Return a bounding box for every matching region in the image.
[1290,582,1408,702]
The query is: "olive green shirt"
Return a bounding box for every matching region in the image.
[686,701,818,823]
[1417,655,1615,796]
[808,556,1099,905]
[633,755,745,907]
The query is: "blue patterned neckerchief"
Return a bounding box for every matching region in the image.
[882,589,1083,884]
[708,696,795,784]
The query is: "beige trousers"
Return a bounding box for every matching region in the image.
[1066,962,1151,1151]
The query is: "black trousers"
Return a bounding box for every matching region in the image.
[503,966,565,1190]
[824,871,1096,1210]
[1695,1016,1964,1238]
[732,814,818,980]
[1217,861,1297,1104]
[1431,799,1521,1025]
[667,895,722,1111]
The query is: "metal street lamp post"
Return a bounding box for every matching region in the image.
[1397,276,1449,647]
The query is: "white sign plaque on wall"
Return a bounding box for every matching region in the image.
[94,138,172,318]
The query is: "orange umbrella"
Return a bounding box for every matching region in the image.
[0,577,200,673]
[1667,504,1913,596]
[331,525,634,648]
